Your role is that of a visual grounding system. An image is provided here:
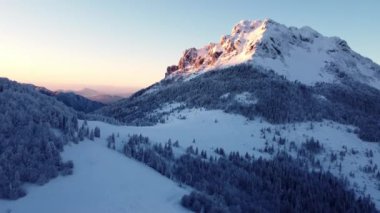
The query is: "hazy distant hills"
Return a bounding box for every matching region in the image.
[74,88,126,104]
[35,86,127,112]
[35,86,105,113]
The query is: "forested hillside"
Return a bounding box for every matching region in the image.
[36,87,105,113]
[0,78,78,199]
[97,64,380,142]
[115,134,378,212]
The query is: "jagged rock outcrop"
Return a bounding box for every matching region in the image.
[165,19,380,90]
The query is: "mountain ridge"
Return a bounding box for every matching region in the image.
[34,86,106,113]
[97,19,380,142]
[74,88,126,104]
[165,19,380,90]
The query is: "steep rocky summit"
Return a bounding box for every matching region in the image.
[166,19,380,89]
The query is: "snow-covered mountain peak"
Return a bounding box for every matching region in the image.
[165,19,380,90]
[230,19,266,35]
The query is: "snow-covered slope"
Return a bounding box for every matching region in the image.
[88,108,380,208]
[96,108,380,208]
[0,140,188,213]
[166,19,380,89]
[3,107,379,211]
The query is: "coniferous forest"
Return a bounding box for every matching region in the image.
[0,78,78,199]
[98,64,380,142]
[119,134,377,213]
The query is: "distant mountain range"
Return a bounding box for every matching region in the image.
[35,86,105,113]
[74,88,126,104]
[33,86,129,112]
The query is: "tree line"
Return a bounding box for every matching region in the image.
[116,134,377,212]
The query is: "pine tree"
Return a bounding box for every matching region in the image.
[89,130,94,141]
[94,127,101,138]
[107,134,116,149]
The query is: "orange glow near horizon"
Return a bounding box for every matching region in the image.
[0,13,169,94]
[1,1,379,95]
[0,36,164,93]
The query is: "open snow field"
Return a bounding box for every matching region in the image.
[85,107,380,208]
[1,107,379,212]
[0,140,188,213]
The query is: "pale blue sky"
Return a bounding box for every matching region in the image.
[0,0,379,92]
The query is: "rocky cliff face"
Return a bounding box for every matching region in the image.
[166,19,380,90]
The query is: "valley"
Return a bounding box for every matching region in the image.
[1,107,379,212]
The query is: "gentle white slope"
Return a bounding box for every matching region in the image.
[85,107,380,208]
[1,108,379,211]
[0,141,188,213]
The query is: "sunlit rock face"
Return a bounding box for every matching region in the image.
[166,19,380,90]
